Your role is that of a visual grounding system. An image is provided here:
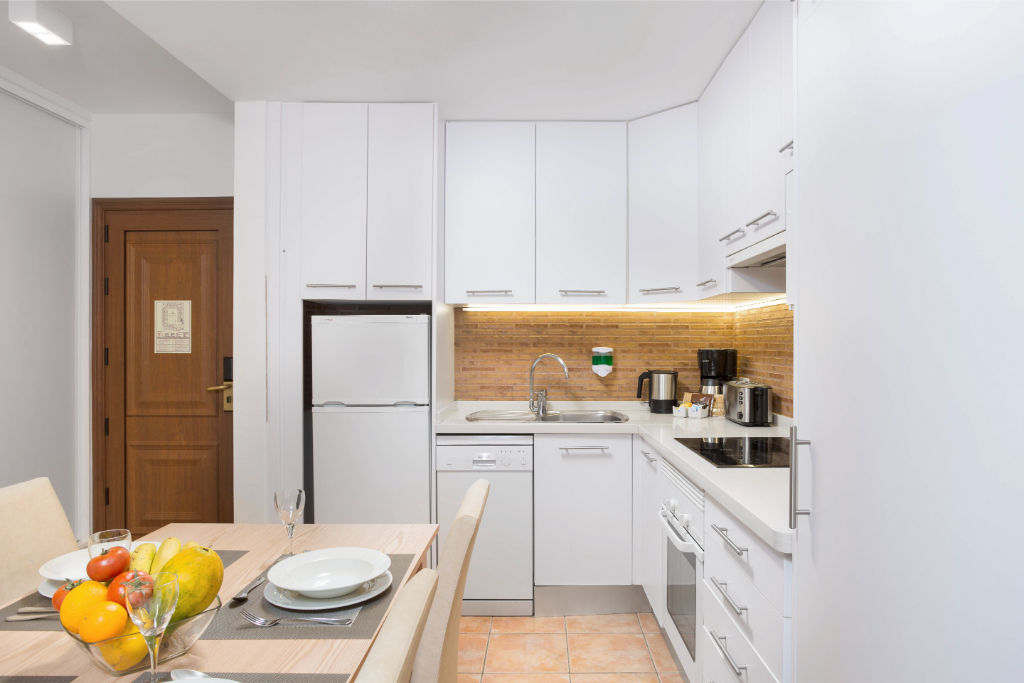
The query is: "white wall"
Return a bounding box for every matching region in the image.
[0,90,81,531]
[91,113,233,197]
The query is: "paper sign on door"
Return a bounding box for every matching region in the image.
[154,300,192,354]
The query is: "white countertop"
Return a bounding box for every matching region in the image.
[435,400,794,553]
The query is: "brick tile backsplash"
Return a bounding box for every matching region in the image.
[454,304,794,416]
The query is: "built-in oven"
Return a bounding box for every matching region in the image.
[657,462,705,683]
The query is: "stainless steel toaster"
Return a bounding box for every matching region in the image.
[724,380,773,426]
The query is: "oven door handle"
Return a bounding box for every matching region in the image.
[660,510,704,561]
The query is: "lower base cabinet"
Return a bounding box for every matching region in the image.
[535,434,632,585]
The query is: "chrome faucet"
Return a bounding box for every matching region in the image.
[529,353,570,417]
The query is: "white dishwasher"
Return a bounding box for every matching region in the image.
[436,435,533,616]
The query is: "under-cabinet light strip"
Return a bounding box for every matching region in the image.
[461,296,787,314]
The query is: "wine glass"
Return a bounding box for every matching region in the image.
[124,572,178,683]
[87,528,132,558]
[273,488,305,555]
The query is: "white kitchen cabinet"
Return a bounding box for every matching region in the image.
[366,103,435,300]
[632,437,662,608]
[627,104,699,304]
[535,434,632,585]
[293,103,369,299]
[535,122,628,304]
[444,122,536,304]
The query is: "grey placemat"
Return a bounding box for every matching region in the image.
[132,674,348,682]
[0,550,247,633]
[204,553,414,641]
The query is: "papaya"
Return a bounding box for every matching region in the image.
[160,546,224,621]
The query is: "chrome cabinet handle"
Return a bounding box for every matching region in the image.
[560,446,611,453]
[639,286,681,294]
[789,425,813,529]
[466,289,512,295]
[746,210,777,228]
[710,524,748,556]
[708,629,748,677]
[372,284,423,289]
[559,289,606,296]
[718,227,746,242]
[640,449,657,464]
[778,140,794,153]
[710,577,748,616]
[306,283,357,288]
[696,278,717,288]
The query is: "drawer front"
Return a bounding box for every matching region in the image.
[705,497,786,613]
[703,574,784,680]
[702,582,779,683]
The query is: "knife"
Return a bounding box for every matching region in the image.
[229,574,267,604]
[17,607,57,614]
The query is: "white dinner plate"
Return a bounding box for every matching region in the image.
[38,541,141,582]
[267,547,391,599]
[38,578,62,599]
[263,570,392,611]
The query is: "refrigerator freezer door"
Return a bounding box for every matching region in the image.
[312,406,430,523]
[311,315,429,405]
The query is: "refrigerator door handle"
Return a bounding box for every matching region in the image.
[313,401,429,408]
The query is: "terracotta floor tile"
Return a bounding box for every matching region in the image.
[458,677,482,683]
[644,633,679,673]
[637,613,660,633]
[566,614,643,634]
[568,634,655,673]
[491,616,567,634]
[482,676,571,683]
[658,674,685,683]
[462,616,494,633]
[459,633,489,673]
[571,675,660,683]
[485,633,570,673]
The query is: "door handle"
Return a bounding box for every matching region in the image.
[205,383,232,391]
[206,381,233,412]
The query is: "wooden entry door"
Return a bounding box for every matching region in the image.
[93,198,233,534]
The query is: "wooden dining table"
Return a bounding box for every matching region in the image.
[0,522,437,682]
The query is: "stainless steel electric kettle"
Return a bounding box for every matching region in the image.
[636,369,678,414]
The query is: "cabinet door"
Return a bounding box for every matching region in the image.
[297,103,368,299]
[535,434,632,585]
[697,33,751,297]
[366,103,435,300]
[633,440,662,610]
[627,104,699,303]
[749,0,793,246]
[444,122,536,304]
[536,122,627,304]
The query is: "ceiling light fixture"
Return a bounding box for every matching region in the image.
[9,0,73,46]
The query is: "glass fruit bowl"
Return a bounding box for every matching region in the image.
[63,596,221,676]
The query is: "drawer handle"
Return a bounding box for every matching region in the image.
[710,577,748,616]
[306,283,357,288]
[560,446,610,453]
[558,289,606,296]
[711,524,748,556]
[709,629,748,678]
[718,227,746,243]
[638,286,681,294]
[640,449,657,464]
[696,278,717,288]
[372,284,423,289]
[466,289,512,295]
[778,140,794,154]
[745,210,777,228]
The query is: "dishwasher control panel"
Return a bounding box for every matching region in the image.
[436,444,533,471]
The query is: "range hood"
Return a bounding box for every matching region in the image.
[726,231,786,269]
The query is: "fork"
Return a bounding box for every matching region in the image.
[240,608,352,627]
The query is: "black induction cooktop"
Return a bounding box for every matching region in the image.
[675,437,790,468]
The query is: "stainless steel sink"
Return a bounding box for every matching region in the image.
[465,409,628,423]
[539,410,629,423]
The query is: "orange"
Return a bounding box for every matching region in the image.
[59,580,108,634]
[97,620,149,671]
[78,601,128,643]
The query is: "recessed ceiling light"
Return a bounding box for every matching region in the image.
[9,0,73,46]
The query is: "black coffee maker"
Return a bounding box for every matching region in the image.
[698,349,737,395]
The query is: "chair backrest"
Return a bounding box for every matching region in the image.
[0,477,77,606]
[356,568,439,683]
[411,478,490,683]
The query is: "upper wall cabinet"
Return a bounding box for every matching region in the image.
[286,102,436,301]
[628,104,699,304]
[536,122,628,304]
[444,122,536,304]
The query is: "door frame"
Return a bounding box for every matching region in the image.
[91,197,234,530]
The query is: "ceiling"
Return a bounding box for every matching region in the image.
[1,1,761,120]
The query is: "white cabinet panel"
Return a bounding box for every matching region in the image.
[627,104,699,303]
[444,122,536,304]
[367,103,434,300]
[535,434,632,585]
[296,103,368,298]
[633,439,663,609]
[536,122,628,304]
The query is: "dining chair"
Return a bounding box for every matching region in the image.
[411,478,490,683]
[356,567,439,683]
[0,477,78,606]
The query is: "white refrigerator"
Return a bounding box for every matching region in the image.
[311,314,430,524]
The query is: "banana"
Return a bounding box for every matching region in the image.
[150,537,181,574]
[129,542,156,573]
[183,540,200,551]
